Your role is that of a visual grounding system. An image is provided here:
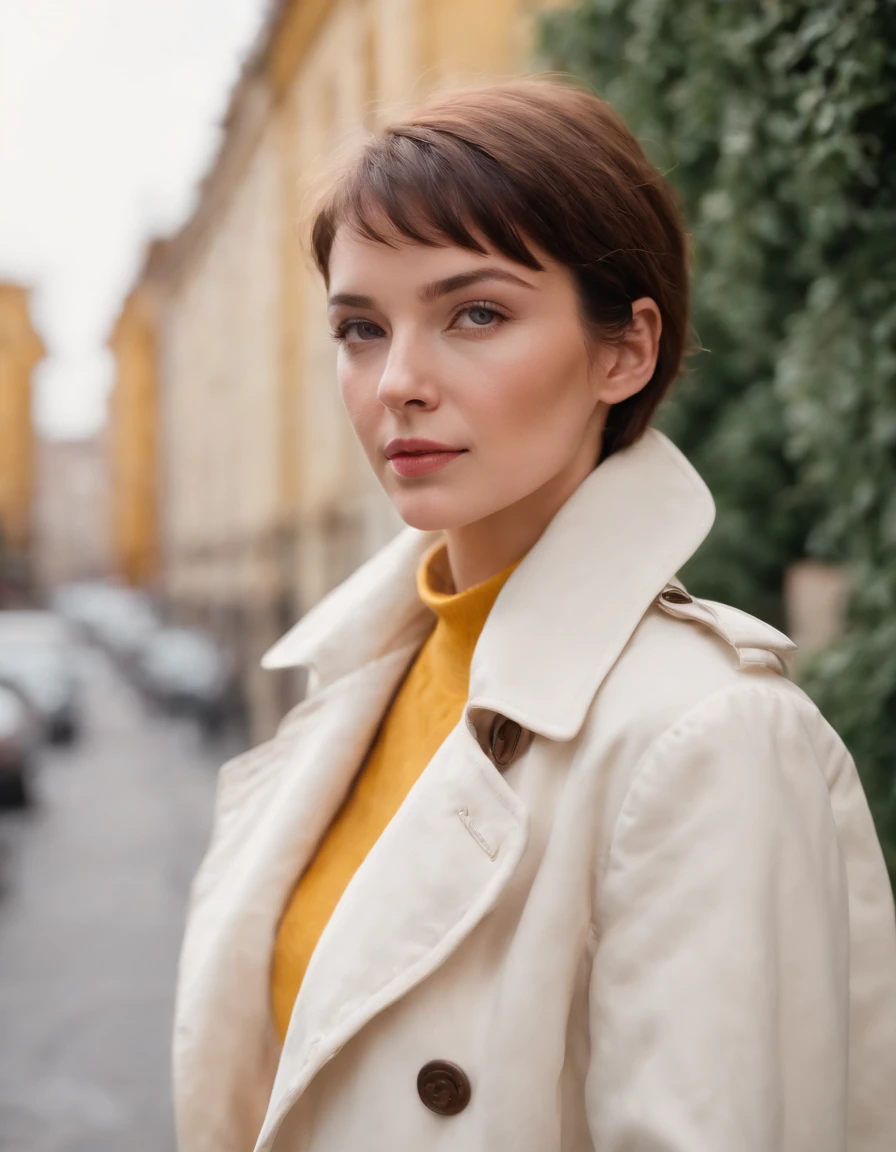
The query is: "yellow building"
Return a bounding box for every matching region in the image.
[123,0,565,740]
[107,242,164,587]
[0,283,43,566]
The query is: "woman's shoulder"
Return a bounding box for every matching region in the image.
[594,581,802,737]
[590,581,873,847]
[583,579,864,835]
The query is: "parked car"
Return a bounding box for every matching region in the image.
[92,592,159,663]
[0,611,81,744]
[53,582,161,673]
[51,582,111,632]
[0,680,40,807]
[136,627,235,734]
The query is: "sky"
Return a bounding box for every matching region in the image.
[0,0,269,439]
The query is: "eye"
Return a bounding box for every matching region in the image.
[331,319,384,344]
[451,302,507,331]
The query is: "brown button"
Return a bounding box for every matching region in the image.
[661,587,693,605]
[417,1059,471,1115]
[488,715,522,769]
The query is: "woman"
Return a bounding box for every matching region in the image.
[173,79,896,1152]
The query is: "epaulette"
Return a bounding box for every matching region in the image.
[656,582,797,676]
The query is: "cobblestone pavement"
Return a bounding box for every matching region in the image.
[0,644,240,1152]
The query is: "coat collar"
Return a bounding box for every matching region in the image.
[262,428,715,740]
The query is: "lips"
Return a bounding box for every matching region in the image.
[390,449,461,457]
[388,449,466,478]
[384,438,466,459]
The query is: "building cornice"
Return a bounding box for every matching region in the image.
[260,0,335,100]
[159,74,273,288]
[113,0,335,303]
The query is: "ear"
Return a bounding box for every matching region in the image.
[594,297,662,405]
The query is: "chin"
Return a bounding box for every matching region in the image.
[390,491,489,533]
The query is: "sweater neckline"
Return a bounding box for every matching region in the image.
[415,540,522,697]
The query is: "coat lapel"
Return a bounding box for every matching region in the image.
[253,720,528,1151]
[174,643,427,1152]
[467,426,716,740]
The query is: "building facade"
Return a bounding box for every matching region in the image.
[0,283,43,602]
[33,433,112,591]
[119,0,563,741]
[107,242,165,588]
[158,74,289,740]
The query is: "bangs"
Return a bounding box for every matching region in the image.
[311,128,545,282]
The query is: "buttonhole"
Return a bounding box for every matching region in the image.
[457,806,498,860]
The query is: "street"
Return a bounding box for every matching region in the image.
[0,643,236,1152]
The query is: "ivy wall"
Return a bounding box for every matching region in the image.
[540,0,896,881]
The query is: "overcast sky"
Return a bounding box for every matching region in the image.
[0,0,269,439]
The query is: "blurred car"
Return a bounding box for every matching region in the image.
[0,611,82,744]
[0,680,40,807]
[51,582,111,631]
[136,627,234,734]
[53,582,161,669]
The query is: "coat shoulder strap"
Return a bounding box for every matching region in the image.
[655,581,798,676]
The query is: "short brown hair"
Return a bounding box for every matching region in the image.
[311,78,691,461]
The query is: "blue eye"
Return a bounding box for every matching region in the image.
[332,319,383,344]
[454,303,506,331]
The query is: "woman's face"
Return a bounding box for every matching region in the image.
[326,227,652,533]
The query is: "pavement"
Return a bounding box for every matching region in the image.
[0,644,242,1152]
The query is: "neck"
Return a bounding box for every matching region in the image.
[443,427,603,593]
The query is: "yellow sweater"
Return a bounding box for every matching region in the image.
[270,539,521,1042]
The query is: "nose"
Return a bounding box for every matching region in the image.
[376,329,438,410]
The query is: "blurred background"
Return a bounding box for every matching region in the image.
[0,0,893,1148]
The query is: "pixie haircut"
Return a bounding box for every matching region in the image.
[311,78,691,462]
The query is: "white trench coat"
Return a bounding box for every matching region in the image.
[173,429,896,1152]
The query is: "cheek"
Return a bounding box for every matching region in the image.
[466,320,592,443]
[338,358,378,441]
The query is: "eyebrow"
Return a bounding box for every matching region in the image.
[327,267,536,310]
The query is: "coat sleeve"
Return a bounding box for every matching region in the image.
[586,682,853,1152]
